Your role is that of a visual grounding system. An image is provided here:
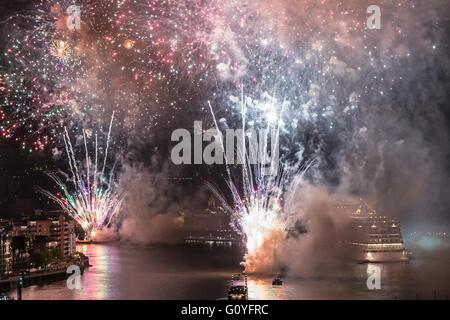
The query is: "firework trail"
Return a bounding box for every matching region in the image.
[207,91,315,273]
[38,112,123,239]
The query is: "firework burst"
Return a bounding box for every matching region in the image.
[50,39,72,61]
[38,113,123,239]
[207,91,315,273]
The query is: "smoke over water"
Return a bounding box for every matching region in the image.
[116,163,191,245]
[234,173,360,275]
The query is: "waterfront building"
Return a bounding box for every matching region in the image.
[183,196,239,244]
[2,212,77,262]
[0,226,13,277]
[25,212,77,259]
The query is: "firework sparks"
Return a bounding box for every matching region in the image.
[0,0,322,152]
[207,92,314,273]
[1,0,424,155]
[38,113,123,239]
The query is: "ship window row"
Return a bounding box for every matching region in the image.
[369,239,403,243]
[364,249,404,253]
[369,235,402,239]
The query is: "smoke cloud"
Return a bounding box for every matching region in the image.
[253,0,450,230]
[242,180,359,276]
[116,164,185,245]
[281,183,357,276]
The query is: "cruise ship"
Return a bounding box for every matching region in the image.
[339,201,409,263]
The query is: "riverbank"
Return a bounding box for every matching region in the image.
[0,255,89,292]
[0,268,70,292]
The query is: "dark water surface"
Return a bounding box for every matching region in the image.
[8,244,450,300]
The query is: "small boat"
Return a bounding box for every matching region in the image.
[231,274,240,281]
[272,277,283,286]
[0,293,14,300]
[76,237,92,244]
[228,285,248,300]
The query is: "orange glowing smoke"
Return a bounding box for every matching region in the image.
[243,229,285,274]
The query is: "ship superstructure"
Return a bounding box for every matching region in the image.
[338,201,409,262]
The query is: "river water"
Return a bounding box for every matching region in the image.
[8,244,450,300]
